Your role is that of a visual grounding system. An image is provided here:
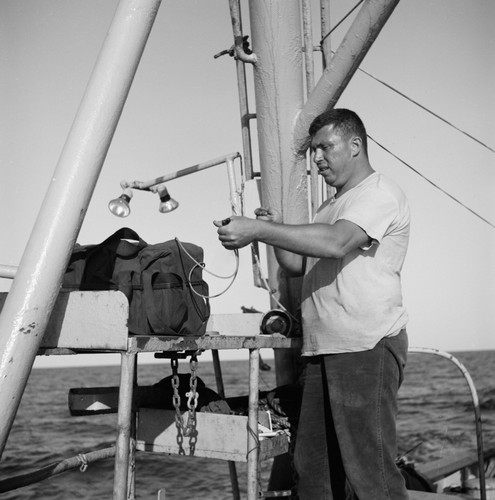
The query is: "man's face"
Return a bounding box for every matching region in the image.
[310,124,354,189]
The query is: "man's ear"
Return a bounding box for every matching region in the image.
[350,136,362,157]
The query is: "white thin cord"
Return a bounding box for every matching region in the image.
[175,238,240,299]
[251,245,300,324]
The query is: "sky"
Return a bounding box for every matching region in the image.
[1,0,494,368]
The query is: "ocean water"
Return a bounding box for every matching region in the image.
[0,350,494,499]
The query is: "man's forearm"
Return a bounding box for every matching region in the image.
[254,220,334,257]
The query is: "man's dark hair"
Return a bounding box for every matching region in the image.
[308,108,368,156]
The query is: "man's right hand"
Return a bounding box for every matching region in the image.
[254,207,281,223]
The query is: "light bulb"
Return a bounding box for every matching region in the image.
[108,188,132,217]
[157,186,179,213]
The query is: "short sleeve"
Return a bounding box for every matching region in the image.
[336,188,399,245]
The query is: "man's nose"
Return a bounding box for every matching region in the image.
[313,148,322,162]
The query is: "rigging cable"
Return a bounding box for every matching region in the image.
[320,0,364,46]
[320,9,494,228]
[367,133,495,229]
[322,0,494,155]
[359,67,495,155]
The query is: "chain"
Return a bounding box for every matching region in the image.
[170,354,199,456]
[171,357,186,455]
[185,355,199,453]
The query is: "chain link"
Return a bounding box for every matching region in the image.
[170,354,199,456]
[171,357,185,455]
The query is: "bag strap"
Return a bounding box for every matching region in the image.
[100,227,147,257]
[142,271,187,335]
[80,228,146,290]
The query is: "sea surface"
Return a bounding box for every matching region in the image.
[1,350,494,499]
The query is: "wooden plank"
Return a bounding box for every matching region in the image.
[417,446,495,482]
[0,291,129,350]
[135,409,288,462]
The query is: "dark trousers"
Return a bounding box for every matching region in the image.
[294,331,409,500]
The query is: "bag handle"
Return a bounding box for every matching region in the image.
[80,228,146,289]
[99,227,147,257]
[142,270,187,335]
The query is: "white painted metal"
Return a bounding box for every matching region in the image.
[0,0,162,458]
[226,157,244,216]
[0,291,129,350]
[248,0,307,226]
[123,153,241,191]
[320,0,332,68]
[2,294,278,351]
[113,353,137,500]
[247,348,260,499]
[294,0,401,149]
[228,0,258,64]
[301,0,320,217]
[248,0,307,388]
[0,265,17,279]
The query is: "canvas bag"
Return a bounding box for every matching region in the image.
[62,228,210,336]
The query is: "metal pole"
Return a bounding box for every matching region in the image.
[212,350,241,500]
[0,0,162,459]
[301,0,319,218]
[227,0,256,180]
[127,356,138,500]
[226,157,244,216]
[320,0,332,69]
[301,0,315,95]
[113,353,137,500]
[0,265,17,279]
[247,348,260,500]
[124,153,241,190]
[294,0,401,150]
[248,0,307,387]
[235,58,255,181]
[320,0,334,201]
[227,0,258,64]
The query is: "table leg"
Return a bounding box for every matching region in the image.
[212,349,240,500]
[113,352,137,500]
[247,348,260,500]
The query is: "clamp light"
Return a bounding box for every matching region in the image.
[108,188,133,217]
[108,153,242,218]
[156,184,179,213]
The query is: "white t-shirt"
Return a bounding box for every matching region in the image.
[301,172,410,355]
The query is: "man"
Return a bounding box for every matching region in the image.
[214,108,410,499]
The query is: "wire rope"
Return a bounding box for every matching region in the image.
[359,67,495,155]
[320,10,494,228]
[321,4,494,155]
[368,134,495,229]
[320,0,364,46]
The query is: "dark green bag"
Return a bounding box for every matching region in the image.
[62,228,210,336]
